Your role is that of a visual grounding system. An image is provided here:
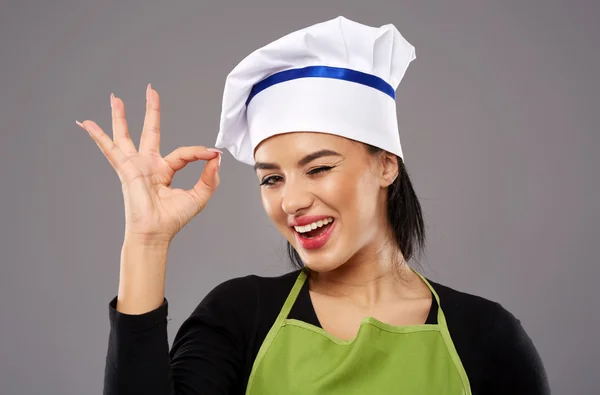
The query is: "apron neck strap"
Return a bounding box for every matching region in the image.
[410,267,449,327]
[410,268,442,307]
[279,270,308,320]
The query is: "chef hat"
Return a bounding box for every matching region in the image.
[214,16,416,166]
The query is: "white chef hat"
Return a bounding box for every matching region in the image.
[214,16,416,166]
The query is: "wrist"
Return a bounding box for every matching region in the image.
[123,232,172,249]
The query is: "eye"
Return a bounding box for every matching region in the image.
[260,175,283,186]
[307,166,334,175]
[259,166,334,187]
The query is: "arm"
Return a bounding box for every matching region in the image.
[483,303,551,395]
[104,247,256,395]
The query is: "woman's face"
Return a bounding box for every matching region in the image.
[254,132,395,272]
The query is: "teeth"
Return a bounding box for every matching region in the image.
[294,217,333,233]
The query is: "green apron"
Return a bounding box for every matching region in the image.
[246,269,472,394]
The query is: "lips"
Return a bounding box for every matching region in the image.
[298,220,333,238]
[293,219,336,250]
[288,215,333,227]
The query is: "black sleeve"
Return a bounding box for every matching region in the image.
[483,303,551,395]
[103,276,257,395]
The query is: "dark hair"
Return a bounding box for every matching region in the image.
[286,143,426,271]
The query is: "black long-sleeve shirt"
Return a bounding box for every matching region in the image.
[104,270,550,394]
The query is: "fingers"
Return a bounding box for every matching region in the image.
[110,93,137,155]
[77,120,137,183]
[190,152,221,208]
[139,84,161,155]
[163,146,221,173]
[163,146,222,208]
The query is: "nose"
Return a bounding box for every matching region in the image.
[281,178,313,215]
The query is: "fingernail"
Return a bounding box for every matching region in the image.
[218,153,222,168]
[110,93,115,108]
[207,148,223,154]
[146,83,151,100]
[75,120,87,131]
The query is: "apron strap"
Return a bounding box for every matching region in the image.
[410,268,442,312]
[245,270,308,393]
[412,267,472,393]
[279,270,308,320]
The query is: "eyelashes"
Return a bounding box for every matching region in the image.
[307,166,334,176]
[259,176,281,186]
[260,166,335,186]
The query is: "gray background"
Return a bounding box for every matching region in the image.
[1,0,598,393]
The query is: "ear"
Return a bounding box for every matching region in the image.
[379,152,399,187]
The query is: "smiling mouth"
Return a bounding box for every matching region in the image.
[293,218,335,238]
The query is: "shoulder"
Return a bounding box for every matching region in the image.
[193,269,301,316]
[427,279,550,394]
[176,270,301,349]
[427,278,529,347]
[427,279,530,342]
[427,279,502,327]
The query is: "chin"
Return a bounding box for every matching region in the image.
[297,249,349,273]
[302,261,339,273]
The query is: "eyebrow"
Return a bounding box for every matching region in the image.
[254,149,342,171]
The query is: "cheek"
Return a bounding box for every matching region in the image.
[331,173,380,228]
[327,172,376,208]
[260,190,286,224]
[260,190,276,215]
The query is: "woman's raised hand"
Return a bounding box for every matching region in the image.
[77,84,222,244]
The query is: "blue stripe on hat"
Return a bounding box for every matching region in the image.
[245,65,395,106]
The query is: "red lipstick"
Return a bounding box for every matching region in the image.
[288,215,332,227]
[291,216,336,250]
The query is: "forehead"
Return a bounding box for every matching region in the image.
[254,132,355,161]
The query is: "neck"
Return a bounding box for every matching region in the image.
[309,243,426,309]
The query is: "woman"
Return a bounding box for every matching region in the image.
[79,17,549,395]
